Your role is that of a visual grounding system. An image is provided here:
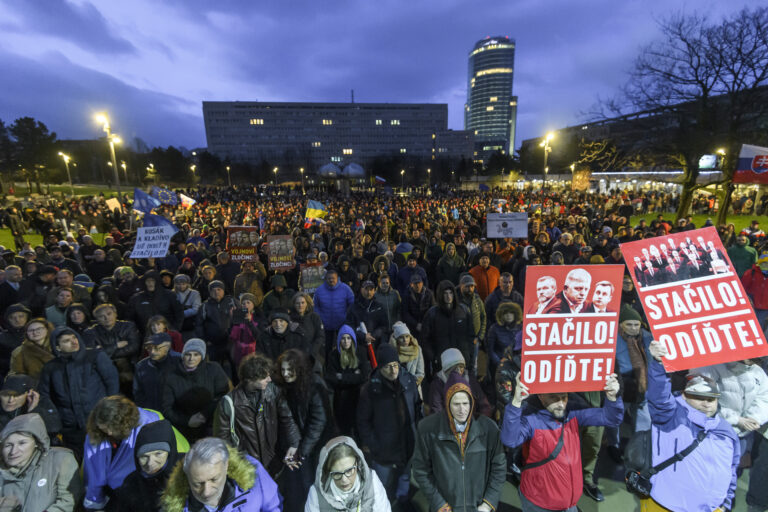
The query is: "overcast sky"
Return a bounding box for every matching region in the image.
[0,0,758,150]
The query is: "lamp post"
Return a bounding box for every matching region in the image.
[299,167,305,194]
[273,167,278,185]
[121,161,128,184]
[226,166,231,187]
[539,132,554,190]
[190,164,196,186]
[427,168,431,188]
[95,113,122,198]
[57,152,75,196]
[400,169,405,190]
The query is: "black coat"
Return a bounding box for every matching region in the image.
[421,303,475,369]
[357,368,421,466]
[345,296,389,348]
[0,325,25,378]
[325,343,371,434]
[161,360,230,440]
[37,329,119,431]
[129,289,184,333]
[83,321,141,361]
[280,375,333,460]
[133,352,181,410]
[19,275,54,317]
[195,296,239,347]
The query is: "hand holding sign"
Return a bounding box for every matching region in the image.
[604,374,620,402]
[511,374,529,408]
[649,340,668,362]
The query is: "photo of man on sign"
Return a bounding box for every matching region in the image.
[521,265,625,393]
[621,226,768,373]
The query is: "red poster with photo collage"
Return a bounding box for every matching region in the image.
[621,226,768,372]
[521,265,625,393]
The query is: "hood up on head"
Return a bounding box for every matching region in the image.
[495,301,522,326]
[49,325,85,357]
[0,413,50,454]
[435,280,457,311]
[444,372,475,452]
[336,325,357,352]
[314,436,372,508]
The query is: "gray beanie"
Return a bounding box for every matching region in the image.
[208,280,225,292]
[441,348,465,371]
[182,338,206,358]
[459,274,475,286]
[392,321,410,339]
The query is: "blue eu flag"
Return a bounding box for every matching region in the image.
[151,186,179,205]
[133,188,161,214]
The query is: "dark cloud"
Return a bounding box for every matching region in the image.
[2,0,135,55]
[0,50,202,148]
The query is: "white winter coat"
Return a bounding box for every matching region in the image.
[696,362,768,437]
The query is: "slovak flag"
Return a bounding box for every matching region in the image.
[179,193,196,208]
[753,154,768,173]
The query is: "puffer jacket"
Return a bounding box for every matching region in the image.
[741,265,768,309]
[195,295,239,347]
[214,382,301,476]
[0,413,82,512]
[37,327,119,432]
[83,408,162,510]
[485,302,522,370]
[313,281,354,331]
[401,286,435,335]
[412,374,507,512]
[697,361,768,437]
[374,287,401,330]
[161,447,281,512]
[646,359,740,511]
[305,436,390,512]
[258,323,310,362]
[133,351,181,410]
[501,392,624,510]
[128,286,184,333]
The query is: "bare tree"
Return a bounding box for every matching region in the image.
[602,7,768,223]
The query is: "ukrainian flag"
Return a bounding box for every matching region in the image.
[305,200,327,220]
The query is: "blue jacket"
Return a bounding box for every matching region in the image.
[646,359,740,511]
[395,265,428,297]
[501,395,623,510]
[615,329,653,376]
[83,408,161,509]
[313,280,354,331]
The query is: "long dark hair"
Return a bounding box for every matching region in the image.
[275,349,313,404]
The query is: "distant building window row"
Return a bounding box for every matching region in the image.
[323,119,333,125]
[490,97,497,102]
[391,120,401,125]
[400,148,407,153]
[249,119,264,125]
[376,119,382,125]
[312,142,321,147]
[469,43,515,57]
[475,68,513,78]
[343,148,353,155]
[331,156,342,162]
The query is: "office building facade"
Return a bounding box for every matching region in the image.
[202,101,473,173]
[465,36,517,164]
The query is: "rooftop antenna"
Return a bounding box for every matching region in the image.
[351,89,355,104]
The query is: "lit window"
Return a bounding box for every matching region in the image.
[322,119,333,125]
[331,156,341,162]
[375,119,382,125]
[510,101,517,106]
[490,97,497,102]
[391,120,400,125]
[486,106,494,111]
[249,119,264,125]
[432,133,436,139]
[312,141,321,147]
[343,148,353,155]
[475,67,513,77]
[400,148,407,153]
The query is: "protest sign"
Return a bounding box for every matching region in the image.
[521,265,624,393]
[130,226,174,258]
[268,235,295,270]
[487,212,528,239]
[621,226,767,372]
[299,262,325,294]
[105,198,122,213]
[226,226,260,262]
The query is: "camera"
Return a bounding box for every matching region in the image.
[625,470,652,498]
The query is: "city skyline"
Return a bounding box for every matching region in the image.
[0,0,756,150]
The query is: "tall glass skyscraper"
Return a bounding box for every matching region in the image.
[464,36,517,165]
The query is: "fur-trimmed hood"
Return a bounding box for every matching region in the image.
[161,446,256,512]
[495,301,522,326]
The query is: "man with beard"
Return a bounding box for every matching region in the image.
[374,273,401,332]
[501,373,622,512]
[401,274,435,342]
[457,274,486,376]
[528,276,558,314]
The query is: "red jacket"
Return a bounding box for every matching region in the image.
[741,265,768,309]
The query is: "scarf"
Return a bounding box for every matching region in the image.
[397,341,419,363]
[329,474,362,509]
[623,331,648,395]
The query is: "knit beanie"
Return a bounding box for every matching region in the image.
[208,280,225,292]
[441,348,465,371]
[619,305,642,324]
[392,321,410,339]
[182,338,206,358]
[376,344,399,367]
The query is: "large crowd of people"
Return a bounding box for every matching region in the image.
[0,184,763,511]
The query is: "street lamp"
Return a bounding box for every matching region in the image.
[94,113,122,198]
[57,152,75,196]
[273,167,278,185]
[299,167,305,194]
[226,166,231,187]
[400,169,405,190]
[121,161,128,183]
[190,164,196,185]
[427,168,431,187]
[539,132,554,190]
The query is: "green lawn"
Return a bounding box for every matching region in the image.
[0,230,107,250]
[630,213,768,233]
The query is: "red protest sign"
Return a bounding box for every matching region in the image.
[521,265,625,393]
[226,226,260,263]
[621,226,768,372]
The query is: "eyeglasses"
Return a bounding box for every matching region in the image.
[383,362,399,371]
[330,465,357,481]
[27,327,46,334]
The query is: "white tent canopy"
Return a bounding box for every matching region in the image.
[342,162,365,178]
[317,163,342,177]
